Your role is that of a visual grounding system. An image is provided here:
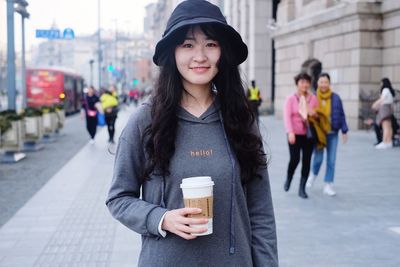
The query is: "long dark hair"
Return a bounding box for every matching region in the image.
[381,78,395,97]
[144,23,267,184]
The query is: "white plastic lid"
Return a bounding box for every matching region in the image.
[180,176,215,189]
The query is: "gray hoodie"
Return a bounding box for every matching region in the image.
[106,100,278,267]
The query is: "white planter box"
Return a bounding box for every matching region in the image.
[43,112,57,134]
[24,116,44,141]
[56,109,65,129]
[0,120,24,151]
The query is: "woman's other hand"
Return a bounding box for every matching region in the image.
[161,208,208,240]
[288,133,296,144]
[342,133,348,144]
[308,110,318,118]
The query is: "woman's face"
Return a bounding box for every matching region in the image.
[175,26,221,90]
[297,79,310,94]
[88,87,94,95]
[318,76,330,92]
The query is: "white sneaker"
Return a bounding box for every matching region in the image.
[375,142,393,149]
[306,174,317,188]
[89,139,95,145]
[323,183,336,196]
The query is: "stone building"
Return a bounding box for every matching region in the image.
[224,0,274,111]
[273,0,400,129]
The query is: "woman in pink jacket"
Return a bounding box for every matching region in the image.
[283,72,318,199]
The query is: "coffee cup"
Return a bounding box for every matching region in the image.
[180,176,214,236]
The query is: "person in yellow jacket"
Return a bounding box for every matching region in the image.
[247,80,262,122]
[101,86,119,143]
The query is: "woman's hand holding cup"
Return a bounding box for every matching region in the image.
[161,208,209,240]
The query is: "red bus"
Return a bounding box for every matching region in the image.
[26,67,84,114]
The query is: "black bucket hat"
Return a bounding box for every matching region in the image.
[153,0,248,66]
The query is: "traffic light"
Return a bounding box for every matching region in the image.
[108,63,114,72]
[133,78,139,86]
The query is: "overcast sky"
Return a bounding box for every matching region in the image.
[11,0,156,52]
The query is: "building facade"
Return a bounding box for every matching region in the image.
[31,35,99,87]
[0,1,7,94]
[273,0,400,129]
[31,30,153,91]
[224,0,274,111]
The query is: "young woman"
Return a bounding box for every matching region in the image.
[306,73,348,196]
[372,78,396,149]
[82,86,100,144]
[283,72,318,199]
[106,1,278,266]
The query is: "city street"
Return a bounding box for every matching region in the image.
[0,105,399,267]
[1,0,400,266]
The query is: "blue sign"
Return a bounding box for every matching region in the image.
[36,28,75,40]
[63,28,75,40]
[36,29,60,39]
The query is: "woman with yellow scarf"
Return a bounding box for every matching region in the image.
[306,73,348,196]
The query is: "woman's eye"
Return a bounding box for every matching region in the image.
[182,43,193,48]
[207,42,218,47]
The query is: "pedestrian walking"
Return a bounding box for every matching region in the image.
[82,86,100,144]
[100,86,119,144]
[106,1,278,266]
[306,73,348,196]
[283,72,318,199]
[372,115,399,146]
[247,80,262,122]
[372,78,396,149]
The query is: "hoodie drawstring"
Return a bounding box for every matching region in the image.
[160,176,166,208]
[219,111,236,255]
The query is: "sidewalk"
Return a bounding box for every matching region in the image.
[261,117,400,267]
[0,106,140,267]
[0,107,399,267]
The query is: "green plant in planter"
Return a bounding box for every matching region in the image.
[22,107,43,117]
[0,116,12,135]
[40,105,56,113]
[0,110,23,135]
[55,103,65,111]
[0,110,24,121]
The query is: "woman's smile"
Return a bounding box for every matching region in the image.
[190,66,210,74]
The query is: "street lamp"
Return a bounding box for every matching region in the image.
[97,0,102,89]
[89,59,95,86]
[6,0,17,110]
[15,0,30,109]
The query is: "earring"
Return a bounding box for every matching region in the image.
[211,83,218,94]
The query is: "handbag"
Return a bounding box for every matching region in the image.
[306,122,317,141]
[97,112,106,126]
[84,95,98,117]
[87,109,97,117]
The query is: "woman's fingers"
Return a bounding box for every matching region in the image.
[178,208,202,216]
[176,224,207,235]
[162,208,208,240]
[180,217,208,225]
[175,230,197,240]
